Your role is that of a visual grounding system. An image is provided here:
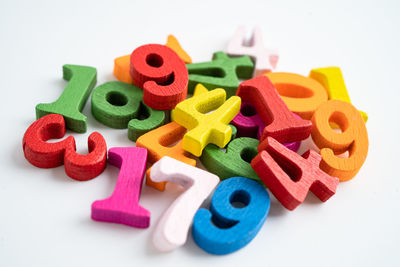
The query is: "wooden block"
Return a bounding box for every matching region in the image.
[113,35,191,84]
[91,147,150,228]
[251,137,339,210]
[36,64,97,133]
[192,177,270,255]
[23,114,75,168]
[22,114,107,181]
[130,44,188,110]
[264,72,328,120]
[114,55,133,84]
[150,157,219,252]
[192,83,209,96]
[231,101,301,152]
[91,81,165,141]
[136,122,196,191]
[200,137,261,182]
[309,67,368,122]
[64,132,107,181]
[311,100,369,181]
[186,52,254,97]
[166,34,192,64]
[171,88,241,156]
[227,25,279,76]
[229,124,237,140]
[236,76,312,144]
[232,101,265,139]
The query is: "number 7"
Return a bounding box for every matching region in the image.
[150,157,219,252]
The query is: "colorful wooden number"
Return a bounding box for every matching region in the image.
[113,35,191,84]
[236,76,312,144]
[232,101,301,152]
[64,132,107,181]
[264,72,328,120]
[114,55,133,84]
[22,114,107,180]
[186,52,254,97]
[136,122,196,191]
[171,88,241,156]
[309,67,368,122]
[231,101,265,139]
[36,64,97,133]
[192,176,270,255]
[150,157,219,252]
[227,25,278,76]
[166,34,192,64]
[251,137,339,210]
[23,114,75,168]
[200,137,261,182]
[130,44,188,110]
[91,147,150,228]
[311,100,369,181]
[91,81,165,141]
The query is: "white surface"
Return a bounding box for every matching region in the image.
[1,0,399,266]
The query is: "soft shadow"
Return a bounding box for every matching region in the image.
[268,197,287,217]
[13,140,31,169]
[13,139,72,183]
[303,192,324,206]
[144,231,167,257]
[181,226,223,257]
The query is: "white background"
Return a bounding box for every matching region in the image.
[1,0,399,266]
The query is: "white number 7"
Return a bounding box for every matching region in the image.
[150,156,219,252]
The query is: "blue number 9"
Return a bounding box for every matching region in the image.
[192,176,270,255]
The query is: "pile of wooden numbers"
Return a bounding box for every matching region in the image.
[22,26,369,255]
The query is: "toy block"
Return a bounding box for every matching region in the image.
[264,72,328,120]
[227,25,279,76]
[36,64,97,133]
[192,83,209,96]
[229,124,237,140]
[113,35,191,84]
[23,114,108,181]
[192,83,238,141]
[150,157,219,252]
[192,177,270,255]
[231,101,301,152]
[171,88,241,156]
[232,102,265,139]
[91,147,150,228]
[64,132,107,181]
[311,100,369,181]
[186,52,254,97]
[91,81,165,141]
[136,122,196,191]
[166,34,192,64]
[130,44,188,110]
[236,76,312,144]
[200,137,261,182]
[251,137,339,210]
[23,114,75,168]
[309,67,368,122]
[114,55,133,84]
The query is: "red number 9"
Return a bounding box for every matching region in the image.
[130,44,188,110]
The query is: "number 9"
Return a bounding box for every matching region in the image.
[311,100,369,181]
[130,44,188,110]
[192,176,270,255]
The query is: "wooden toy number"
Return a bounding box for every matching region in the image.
[311,100,369,181]
[130,44,188,110]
